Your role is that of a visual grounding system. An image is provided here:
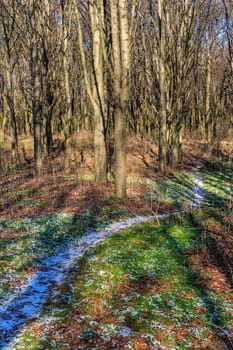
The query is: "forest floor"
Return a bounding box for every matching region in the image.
[0,132,232,220]
[0,133,232,349]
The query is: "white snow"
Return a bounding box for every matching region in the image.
[119,326,132,337]
[0,170,205,349]
[191,171,205,208]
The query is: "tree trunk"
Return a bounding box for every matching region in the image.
[75,0,107,182]
[32,44,42,177]
[0,6,19,164]
[158,0,167,174]
[5,66,19,164]
[168,126,182,168]
[90,0,107,182]
[30,0,42,177]
[59,2,73,171]
[110,0,130,198]
[205,46,212,144]
[63,47,73,172]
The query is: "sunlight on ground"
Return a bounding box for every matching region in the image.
[0,165,232,349]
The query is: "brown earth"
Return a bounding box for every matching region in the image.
[0,133,232,349]
[1,133,232,283]
[1,132,231,220]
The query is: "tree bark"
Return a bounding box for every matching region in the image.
[110,0,130,198]
[205,46,212,144]
[90,0,107,182]
[30,1,42,177]
[32,44,42,177]
[158,0,167,174]
[75,0,107,182]
[59,1,73,171]
[0,3,19,164]
[5,62,19,164]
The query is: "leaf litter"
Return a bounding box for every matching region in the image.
[1,167,232,349]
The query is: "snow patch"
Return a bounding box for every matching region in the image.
[0,170,205,348]
[119,326,132,337]
[191,171,205,208]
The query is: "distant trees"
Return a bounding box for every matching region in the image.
[222,0,233,73]
[222,0,233,124]
[0,0,232,193]
[151,0,212,170]
[0,0,19,163]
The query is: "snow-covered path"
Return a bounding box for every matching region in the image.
[191,170,205,208]
[0,170,204,349]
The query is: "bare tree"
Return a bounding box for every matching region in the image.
[157,0,167,173]
[222,0,233,73]
[29,0,43,176]
[0,0,19,163]
[110,0,130,198]
[75,0,107,182]
[59,0,74,170]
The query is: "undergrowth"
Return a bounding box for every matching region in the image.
[6,162,233,350]
[12,215,233,350]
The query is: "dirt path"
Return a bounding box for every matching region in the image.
[0,170,204,349]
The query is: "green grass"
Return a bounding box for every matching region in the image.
[16,214,232,349]
[65,171,196,209]
[135,171,196,207]
[193,165,232,232]
[2,188,34,199]
[0,211,104,300]
[3,163,233,349]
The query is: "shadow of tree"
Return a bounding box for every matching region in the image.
[0,162,232,348]
[0,211,101,348]
[39,216,233,349]
[108,221,233,348]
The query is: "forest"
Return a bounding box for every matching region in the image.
[0,0,232,349]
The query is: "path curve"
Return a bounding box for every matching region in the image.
[0,168,205,349]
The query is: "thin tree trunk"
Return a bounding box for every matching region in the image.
[205,46,212,144]
[5,66,18,164]
[63,39,73,171]
[222,0,233,74]
[158,0,167,174]
[110,0,130,198]
[75,0,107,182]
[32,44,42,177]
[59,2,73,171]
[90,0,107,182]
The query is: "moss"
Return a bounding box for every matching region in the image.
[4,163,233,349]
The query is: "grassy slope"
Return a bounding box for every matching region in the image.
[6,163,232,350]
[37,221,232,349]
[0,171,195,302]
[0,212,105,300]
